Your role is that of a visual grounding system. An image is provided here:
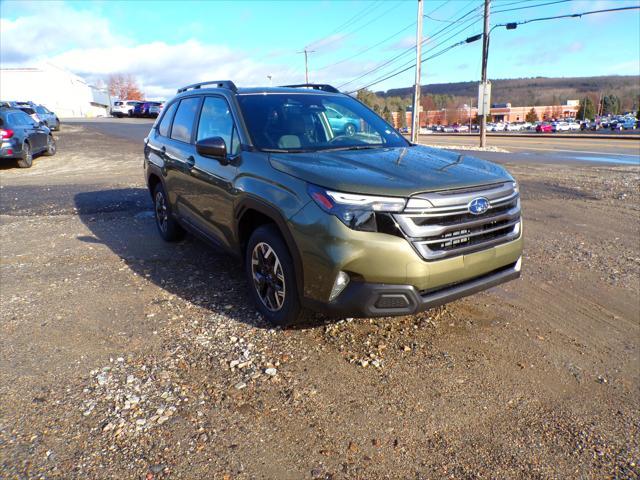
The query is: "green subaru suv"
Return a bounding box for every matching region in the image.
[144,81,522,325]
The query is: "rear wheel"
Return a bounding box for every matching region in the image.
[17,142,32,168]
[344,123,356,137]
[43,135,56,156]
[153,183,185,242]
[246,225,300,326]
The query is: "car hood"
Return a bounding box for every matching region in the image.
[269,145,513,197]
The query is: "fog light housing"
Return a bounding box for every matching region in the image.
[329,271,350,302]
[515,256,522,272]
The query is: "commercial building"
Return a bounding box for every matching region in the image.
[394,100,581,127]
[0,63,111,117]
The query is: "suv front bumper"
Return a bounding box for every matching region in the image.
[288,201,523,316]
[308,258,520,317]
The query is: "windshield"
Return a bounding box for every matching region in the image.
[236,93,409,152]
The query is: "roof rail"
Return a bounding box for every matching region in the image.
[280,84,340,94]
[177,80,237,94]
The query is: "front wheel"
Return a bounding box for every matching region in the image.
[246,225,300,326]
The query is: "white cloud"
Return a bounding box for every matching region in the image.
[1,2,351,99]
[0,4,120,63]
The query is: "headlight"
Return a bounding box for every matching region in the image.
[307,184,406,231]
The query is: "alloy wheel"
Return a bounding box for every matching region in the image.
[251,242,286,312]
[155,191,168,233]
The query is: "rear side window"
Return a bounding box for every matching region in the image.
[158,102,177,137]
[170,97,200,143]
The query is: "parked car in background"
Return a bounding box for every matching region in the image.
[132,102,146,118]
[148,102,164,117]
[33,105,60,130]
[619,117,637,130]
[452,124,469,133]
[0,105,56,168]
[505,123,521,132]
[552,121,569,132]
[566,121,580,131]
[5,101,59,130]
[15,106,42,124]
[325,106,360,136]
[111,100,142,117]
[536,122,553,133]
[441,125,455,133]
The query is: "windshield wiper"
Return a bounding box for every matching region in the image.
[261,148,315,153]
[319,145,381,152]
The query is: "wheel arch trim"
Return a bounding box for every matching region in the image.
[235,197,304,301]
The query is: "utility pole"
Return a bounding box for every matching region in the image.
[411,0,424,143]
[479,0,491,147]
[298,48,315,84]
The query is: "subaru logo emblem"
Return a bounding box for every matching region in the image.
[468,197,490,215]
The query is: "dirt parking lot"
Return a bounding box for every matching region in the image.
[1,123,639,479]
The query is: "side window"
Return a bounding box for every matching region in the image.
[196,96,237,153]
[170,97,200,143]
[7,113,22,126]
[16,112,32,125]
[158,102,177,137]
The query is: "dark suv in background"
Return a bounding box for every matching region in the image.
[144,81,523,325]
[0,106,56,168]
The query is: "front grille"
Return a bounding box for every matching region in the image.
[393,182,521,261]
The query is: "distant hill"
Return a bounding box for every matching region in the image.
[379,75,640,109]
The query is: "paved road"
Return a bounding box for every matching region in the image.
[64,117,154,143]
[65,118,639,166]
[421,133,640,158]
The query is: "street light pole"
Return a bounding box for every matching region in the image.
[411,0,424,143]
[479,0,491,148]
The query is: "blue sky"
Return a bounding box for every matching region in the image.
[1,0,639,98]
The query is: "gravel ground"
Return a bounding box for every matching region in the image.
[1,125,638,479]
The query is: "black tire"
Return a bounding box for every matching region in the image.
[344,123,356,136]
[153,183,185,242]
[246,224,300,326]
[43,135,56,156]
[17,142,33,168]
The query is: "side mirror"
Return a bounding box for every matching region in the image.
[196,136,228,164]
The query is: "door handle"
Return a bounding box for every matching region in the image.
[185,156,195,168]
[160,146,166,154]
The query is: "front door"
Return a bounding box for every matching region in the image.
[182,95,240,249]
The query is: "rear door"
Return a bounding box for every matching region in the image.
[16,111,46,150]
[163,96,203,226]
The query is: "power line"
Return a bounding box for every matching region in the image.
[340,6,484,90]
[337,2,483,89]
[497,4,640,26]
[310,0,406,51]
[492,0,571,14]
[347,16,483,93]
[307,0,384,49]
[314,21,416,72]
[425,0,452,16]
[346,3,640,93]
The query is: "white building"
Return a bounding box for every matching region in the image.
[0,63,111,117]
